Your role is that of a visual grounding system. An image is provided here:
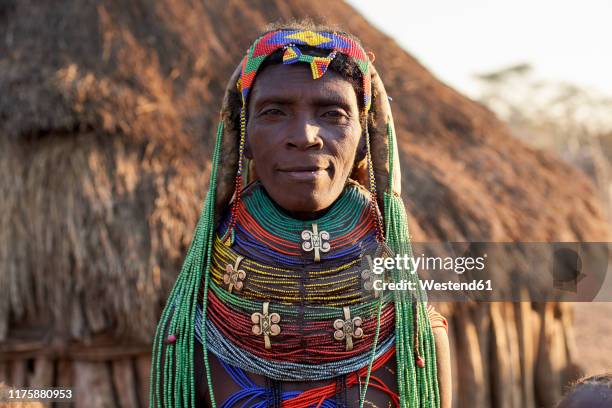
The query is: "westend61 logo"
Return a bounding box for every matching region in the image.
[369,253,492,293]
[371,253,487,275]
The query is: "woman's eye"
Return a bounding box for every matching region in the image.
[260,108,284,116]
[322,110,348,121]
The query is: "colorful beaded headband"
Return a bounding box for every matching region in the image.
[238,29,372,112]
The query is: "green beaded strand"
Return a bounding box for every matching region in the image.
[149,121,224,408]
[384,122,440,407]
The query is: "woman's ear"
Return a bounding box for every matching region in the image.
[350,132,369,187]
[355,133,367,162]
[244,138,253,160]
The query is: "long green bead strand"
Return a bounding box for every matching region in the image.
[385,122,440,407]
[197,121,224,408]
[149,121,224,407]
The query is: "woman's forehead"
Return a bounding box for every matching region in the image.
[248,64,359,109]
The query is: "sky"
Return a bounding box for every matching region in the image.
[347,0,612,99]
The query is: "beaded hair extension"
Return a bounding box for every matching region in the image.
[149,29,440,408]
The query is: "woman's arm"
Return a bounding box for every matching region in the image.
[433,326,452,408]
[428,305,452,408]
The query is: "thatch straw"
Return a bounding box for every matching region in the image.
[0,0,608,354]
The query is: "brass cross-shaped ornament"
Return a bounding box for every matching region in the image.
[223,255,246,293]
[251,301,281,350]
[361,255,382,298]
[333,306,363,351]
[301,223,330,262]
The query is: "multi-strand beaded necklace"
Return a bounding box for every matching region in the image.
[196,180,398,406]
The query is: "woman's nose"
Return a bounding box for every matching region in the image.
[285,117,324,151]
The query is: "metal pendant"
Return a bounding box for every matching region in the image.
[251,301,281,350]
[333,306,363,351]
[301,223,330,262]
[223,255,246,293]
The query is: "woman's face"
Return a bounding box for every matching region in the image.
[246,63,363,218]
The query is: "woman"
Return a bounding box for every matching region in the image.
[151,23,451,408]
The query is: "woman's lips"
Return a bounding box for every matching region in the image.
[277,166,329,182]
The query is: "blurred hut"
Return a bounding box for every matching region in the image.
[0,0,609,407]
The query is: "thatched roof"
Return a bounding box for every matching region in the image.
[1,0,609,352]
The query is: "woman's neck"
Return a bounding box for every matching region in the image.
[277,206,332,221]
[261,179,361,221]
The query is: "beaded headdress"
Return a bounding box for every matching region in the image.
[150,28,440,408]
[238,30,372,110]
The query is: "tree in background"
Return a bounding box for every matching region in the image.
[474,64,612,222]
